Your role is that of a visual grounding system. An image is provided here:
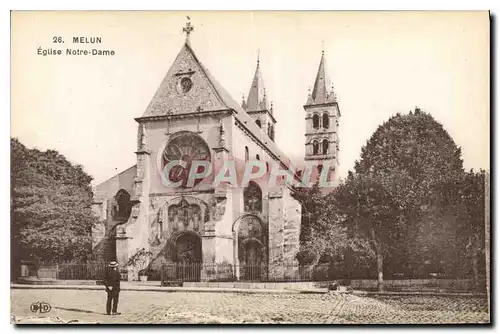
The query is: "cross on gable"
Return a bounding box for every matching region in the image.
[182,17,194,42]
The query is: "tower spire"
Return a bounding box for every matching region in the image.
[306,49,330,105]
[246,52,269,112]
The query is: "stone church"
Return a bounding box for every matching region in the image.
[91,20,340,281]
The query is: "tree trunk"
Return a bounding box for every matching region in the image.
[471,235,480,291]
[371,228,384,292]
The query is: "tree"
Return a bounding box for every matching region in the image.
[291,184,325,245]
[316,109,467,290]
[327,172,404,290]
[355,109,465,276]
[11,138,98,268]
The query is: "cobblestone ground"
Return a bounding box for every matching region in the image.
[10,289,489,324]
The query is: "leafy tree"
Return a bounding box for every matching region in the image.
[291,184,324,245]
[353,109,465,283]
[304,108,472,290]
[11,138,98,269]
[326,172,404,290]
[292,183,353,267]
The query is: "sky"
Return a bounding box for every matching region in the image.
[11,11,490,185]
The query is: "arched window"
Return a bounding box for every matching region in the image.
[256,154,260,161]
[255,119,261,128]
[323,113,329,129]
[267,123,272,137]
[114,190,132,221]
[322,139,329,154]
[270,125,275,141]
[245,146,249,162]
[312,140,319,155]
[312,114,320,129]
[244,181,262,212]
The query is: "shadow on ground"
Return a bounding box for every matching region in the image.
[54,306,107,315]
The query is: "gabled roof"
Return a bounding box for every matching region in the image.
[139,42,296,174]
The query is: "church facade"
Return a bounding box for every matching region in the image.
[91,21,340,282]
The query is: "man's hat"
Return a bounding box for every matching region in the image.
[108,261,119,268]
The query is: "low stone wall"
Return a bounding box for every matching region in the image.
[340,278,474,291]
[182,279,475,291]
[183,281,317,290]
[16,277,98,285]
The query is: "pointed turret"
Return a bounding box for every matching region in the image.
[241,94,247,110]
[305,87,314,105]
[246,56,270,112]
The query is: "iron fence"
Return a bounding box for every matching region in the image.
[26,262,485,292]
[158,263,317,283]
[31,262,109,281]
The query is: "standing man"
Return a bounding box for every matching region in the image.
[104,261,121,315]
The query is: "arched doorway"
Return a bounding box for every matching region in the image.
[234,215,267,281]
[174,232,202,282]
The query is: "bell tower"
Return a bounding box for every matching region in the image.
[303,50,340,184]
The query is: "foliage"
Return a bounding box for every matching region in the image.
[11,138,98,265]
[291,184,325,244]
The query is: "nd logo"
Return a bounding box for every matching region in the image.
[30,301,52,314]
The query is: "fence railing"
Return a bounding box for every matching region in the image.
[23,262,485,292]
[27,262,109,281]
[158,262,317,283]
[29,262,318,282]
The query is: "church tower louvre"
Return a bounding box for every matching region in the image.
[241,54,277,141]
[303,50,340,182]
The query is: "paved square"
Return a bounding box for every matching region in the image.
[11,289,489,324]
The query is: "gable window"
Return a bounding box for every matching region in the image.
[179,77,193,94]
[256,119,261,128]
